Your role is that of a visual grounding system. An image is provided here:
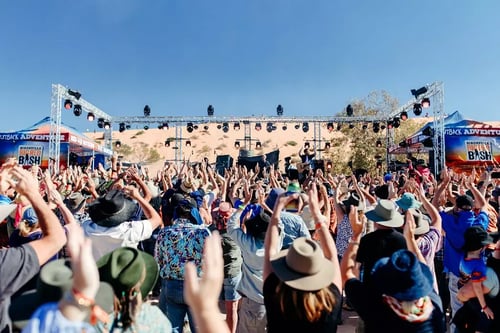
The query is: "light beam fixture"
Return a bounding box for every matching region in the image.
[64,99,73,110]
[87,113,95,121]
[421,98,430,108]
[73,104,82,116]
[207,105,214,116]
[276,104,284,116]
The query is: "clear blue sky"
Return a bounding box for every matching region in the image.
[1,0,499,133]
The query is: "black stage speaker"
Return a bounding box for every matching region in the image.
[216,155,233,176]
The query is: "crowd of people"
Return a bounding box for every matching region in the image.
[1,151,500,333]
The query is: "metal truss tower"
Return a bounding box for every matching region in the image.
[49,83,113,174]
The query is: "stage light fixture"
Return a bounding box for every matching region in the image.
[158,123,164,130]
[399,141,408,147]
[376,140,382,148]
[255,141,262,149]
[67,89,81,100]
[143,105,151,116]
[421,98,430,108]
[73,104,82,116]
[186,140,191,147]
[294,124,300,130]
[413,103,423,116]
[97,118,105,128]
[144,125,149,130]
[302,122,309,133]
[193,125,199,130]
[87,113,95,121]
[125,124,131,130]
[326,161,332,169]
[400,111,408,121]
[233,122,240,131]
[104,121,111,130]
[163,123,169,130]
[411,86,428,98]
[234,141,240,148]
[115,140,121,148]
[64,99,73,110]
[282,124,288,131]
[276,104,284,116]
[380,124,386,130]
[119,123,126,132]
[349,123,355,129]
[222,122,229,133]
[267,122,274,133]
[337,123,342,131]
[346,104,354,116]
[387,120,393,130]
[393,117,401,128]
[373,122,380,133]
[325,142,331,149]
[187,122,194,133]
[165,139,171,147]
[203,125,209,130]
[327,122,334,131]
[207,105,214,116]
[255,122,262,131]
[304,142,310,149]
[217,124,222,130]
[362,123,368,130]
[376,161,382,169]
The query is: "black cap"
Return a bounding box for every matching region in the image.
[456,195,474,211]
[463,226,493,251]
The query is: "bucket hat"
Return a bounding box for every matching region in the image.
[271,237,335,291]
[371,249,433,301]
[396,193,422,211]
[87,190,136,227]
[97,247,159,300]
[365,200,404,227]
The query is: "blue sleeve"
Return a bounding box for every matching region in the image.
[473,211,489,230]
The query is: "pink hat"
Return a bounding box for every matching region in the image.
[213,202,233,216]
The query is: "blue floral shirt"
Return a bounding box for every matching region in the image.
[155,218,210,280]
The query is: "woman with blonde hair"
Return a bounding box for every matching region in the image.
[263,178,342,332]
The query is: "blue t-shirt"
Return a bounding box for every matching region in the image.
[441,210,488,276]
[459,256,487,286]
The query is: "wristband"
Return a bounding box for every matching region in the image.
[481,305,488,312]
[315,222,325,230]
[65,288,109,325]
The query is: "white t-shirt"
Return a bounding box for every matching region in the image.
[82,219,153,260]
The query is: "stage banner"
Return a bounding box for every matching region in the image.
[0,140,69,169]
[444,127,500,170]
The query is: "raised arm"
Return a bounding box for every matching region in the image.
[123,185,162,230]
[340,206,364,287]
[7,165,66,265]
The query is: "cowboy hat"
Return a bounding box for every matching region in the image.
[395,193,422,211]
[87,190,137,227]
[9,259,114,329]
[271,237,335,291]
[212,201,233,217]
[365,200,404,228]
[180,180,193,193]
[97,247,159,301]
[462,226,494,252]
[371,249,433,301]
[407,209,430,236]
[65,192,87,213]
[342,192,365,212]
